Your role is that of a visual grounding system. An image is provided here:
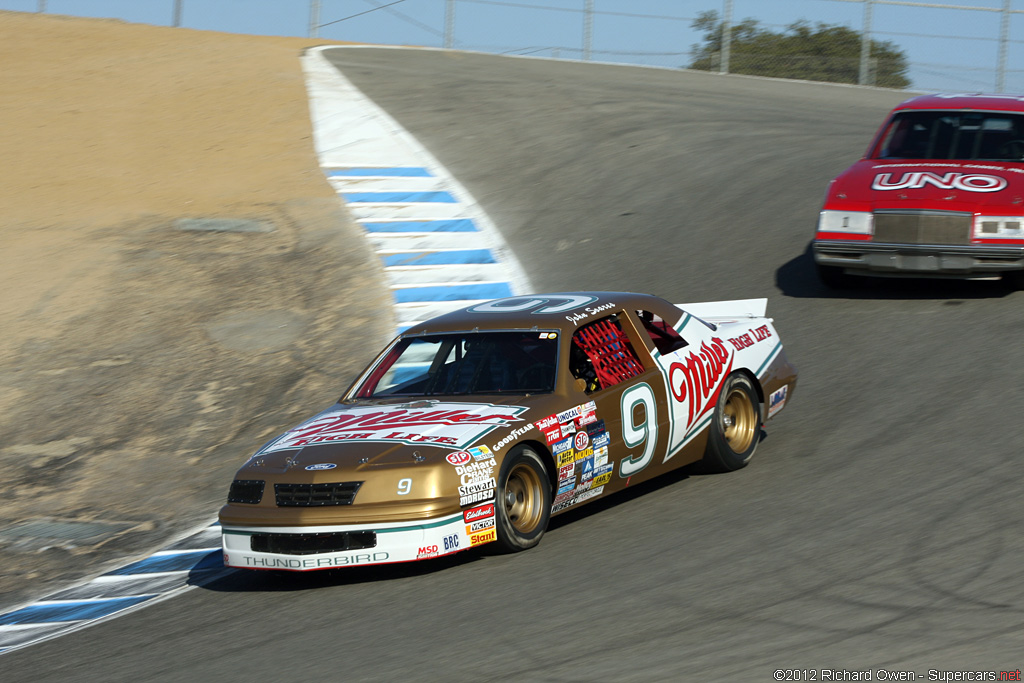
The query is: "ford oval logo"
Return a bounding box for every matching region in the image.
[304,463,337,471]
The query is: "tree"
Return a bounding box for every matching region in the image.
[689,11,910,89]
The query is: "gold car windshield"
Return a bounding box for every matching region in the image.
[356,332,559,397]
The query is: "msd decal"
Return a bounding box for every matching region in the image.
[255,402,528,454]
[872,171,1007,193]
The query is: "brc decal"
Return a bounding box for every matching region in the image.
[871,171,1007,193]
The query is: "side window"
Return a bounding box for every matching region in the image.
[637,310,688,355]
[570,315,645,394]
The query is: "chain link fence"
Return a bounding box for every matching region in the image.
[13,0,1024,93]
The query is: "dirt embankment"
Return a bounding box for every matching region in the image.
[0,11,391,610]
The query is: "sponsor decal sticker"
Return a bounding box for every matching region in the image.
[468,445,493,460]
[466,517,495,534]
[574,431,590,451]
[557,406,582,424]
[558,463,575,481]
[535,414,558,431]
[768,385,788,418]
[871,171,1007,193]
[257,401,528,454]
[491,422,536,452]
[460,489,494,507]
[666,337,734,429]
[464,503,495,523]
[304,463,337,471]
[446,451,472,466]
[469,528,497,546]
[543,426,563,444]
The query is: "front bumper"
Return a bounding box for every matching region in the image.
[813,239,1024,277]
[221,511,496,570]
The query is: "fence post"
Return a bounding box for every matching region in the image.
[310,0,321,38]
[172,0,183,27]
[445,0,455,49]
[997,0,1010,92]
[583,0,593,60]
[37,0,46,12]
[721,0,732,74]
[859,0,873,86]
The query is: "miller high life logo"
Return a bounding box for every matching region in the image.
[666,337,733,428]
[256,402,528,453]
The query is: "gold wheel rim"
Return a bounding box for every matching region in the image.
[504,462,543,534]
[721,386,757,454]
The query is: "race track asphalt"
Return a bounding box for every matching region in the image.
[6,48,1023,681]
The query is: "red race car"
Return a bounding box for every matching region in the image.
[813,93,1024,287]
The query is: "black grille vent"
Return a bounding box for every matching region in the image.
[274,481,363,507]
[250,531,376,555]
[227,480,265,504]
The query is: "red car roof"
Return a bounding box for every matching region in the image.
[893,93,1024,113]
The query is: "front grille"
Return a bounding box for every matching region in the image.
[227,480,265,504]
[274,481,362,507]
[873,211,971,245]
[250,531,377,555]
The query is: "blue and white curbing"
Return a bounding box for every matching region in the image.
[0,45,533,655]
[303,45,532,333]
[0,523,225,654]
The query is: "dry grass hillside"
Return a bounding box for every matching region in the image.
[0,11,391,610]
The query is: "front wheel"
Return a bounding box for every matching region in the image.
[700,373,760,473]
[494,445,551,552]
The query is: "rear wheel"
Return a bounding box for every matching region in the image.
[701,373,760,473]
[494,445,551,552]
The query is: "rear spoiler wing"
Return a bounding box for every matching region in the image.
[675,298,768,321]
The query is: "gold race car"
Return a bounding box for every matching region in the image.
[219,292,797,570]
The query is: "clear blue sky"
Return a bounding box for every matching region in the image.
[1,0,1021,92]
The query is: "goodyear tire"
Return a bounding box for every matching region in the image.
[494,445,551,552]
[701,373,760,473]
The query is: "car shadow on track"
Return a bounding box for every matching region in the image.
[775,243,1016,300]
